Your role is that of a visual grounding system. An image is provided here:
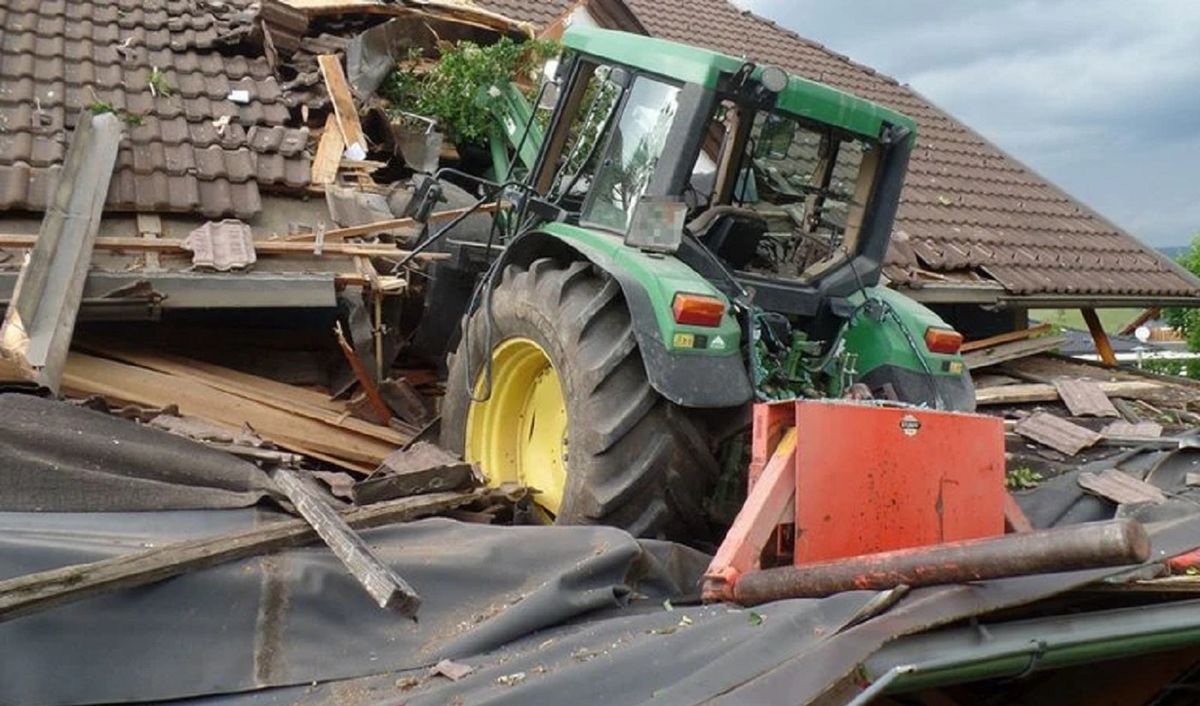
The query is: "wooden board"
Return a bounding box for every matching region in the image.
[963,335,1067,370]
[975,380,1161,405]
[960,323,1052,353]
[311,113,344,185]
[280,203,500,242]
[87,347,415,444]
[0,233,446,260]
[63,352,404,469]
[318,55,366,153]
[0,490,477,624]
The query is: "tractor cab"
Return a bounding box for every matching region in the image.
[530,28,915,317]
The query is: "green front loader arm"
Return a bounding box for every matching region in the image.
[483,81,545,180]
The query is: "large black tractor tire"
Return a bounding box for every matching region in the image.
[440,257,721,541]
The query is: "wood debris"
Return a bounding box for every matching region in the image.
[63,349,414,473]
[273,468,421,615]
[963,335,1067,371]
[976,380,1161,406]
[0,489,479,624]
[1078,469,1167,505]
[1014,412,1102,456]
[354,441,478,505]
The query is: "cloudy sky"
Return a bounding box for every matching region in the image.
[737,0,1200,248]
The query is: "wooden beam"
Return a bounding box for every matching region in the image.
[279,202,500,242]
[1081,308,1119,367]
[334,322,392,423]
[0,490,478,624]
[0,233,448,260]
[273,468,420,615]
[136,213,163,272]
[960,322,1053,353]
[310,113,344,185]
[318,55,366,155]
[975,380,1161,405]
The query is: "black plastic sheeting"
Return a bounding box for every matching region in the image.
[0,511,880,706]
[8,509,1200,706]
[0,394,280,511]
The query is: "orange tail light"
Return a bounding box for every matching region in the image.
[672,293,725,327]
[924,327,964,354]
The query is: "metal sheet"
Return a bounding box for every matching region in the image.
[0,111,121,392]
[792,402,1006,564]
[1053,378,1120,418]
[1014,412,1102,456]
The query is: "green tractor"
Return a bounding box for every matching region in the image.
[406,27,974,539]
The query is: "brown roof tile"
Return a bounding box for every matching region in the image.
[483,0,1199,300]
[0,0,309,219]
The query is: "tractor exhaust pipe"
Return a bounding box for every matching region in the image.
[732,519,1150,606]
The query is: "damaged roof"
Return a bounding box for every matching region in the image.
[0,0,310,219]
[482,0,1200,304]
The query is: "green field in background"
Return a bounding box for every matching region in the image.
[1029,308,1143,333]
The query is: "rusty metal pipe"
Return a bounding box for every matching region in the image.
[733,519,1150,606]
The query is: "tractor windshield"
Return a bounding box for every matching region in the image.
[733,111,878,280]
[582,76,681,231]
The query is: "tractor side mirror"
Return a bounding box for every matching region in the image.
[625,197,686,254]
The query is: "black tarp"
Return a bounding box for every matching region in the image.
[0,394,280,511]
[0,511,875,706]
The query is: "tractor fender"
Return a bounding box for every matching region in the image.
[494,229,753,409]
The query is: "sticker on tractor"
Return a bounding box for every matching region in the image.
[673,333,695,349]
[947,360,964,374]
[899,414,921,437]
[711,335,727,351]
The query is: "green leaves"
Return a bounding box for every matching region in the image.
[380,37,559,146]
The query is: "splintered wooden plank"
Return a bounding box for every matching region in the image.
[1053,378,1120,418]
[273,469,420,615]
[1078,469,1167,505]
[311,113,344,185]
[963,335,1067,370]
[1014,412,1102,456]
[960,323,1053,353]
[0,490,477,624]
[317,55,366,154]
[62,352,402,469]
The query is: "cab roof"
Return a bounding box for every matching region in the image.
[562,26,916,140]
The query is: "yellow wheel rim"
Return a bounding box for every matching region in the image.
[464,337,569,515]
